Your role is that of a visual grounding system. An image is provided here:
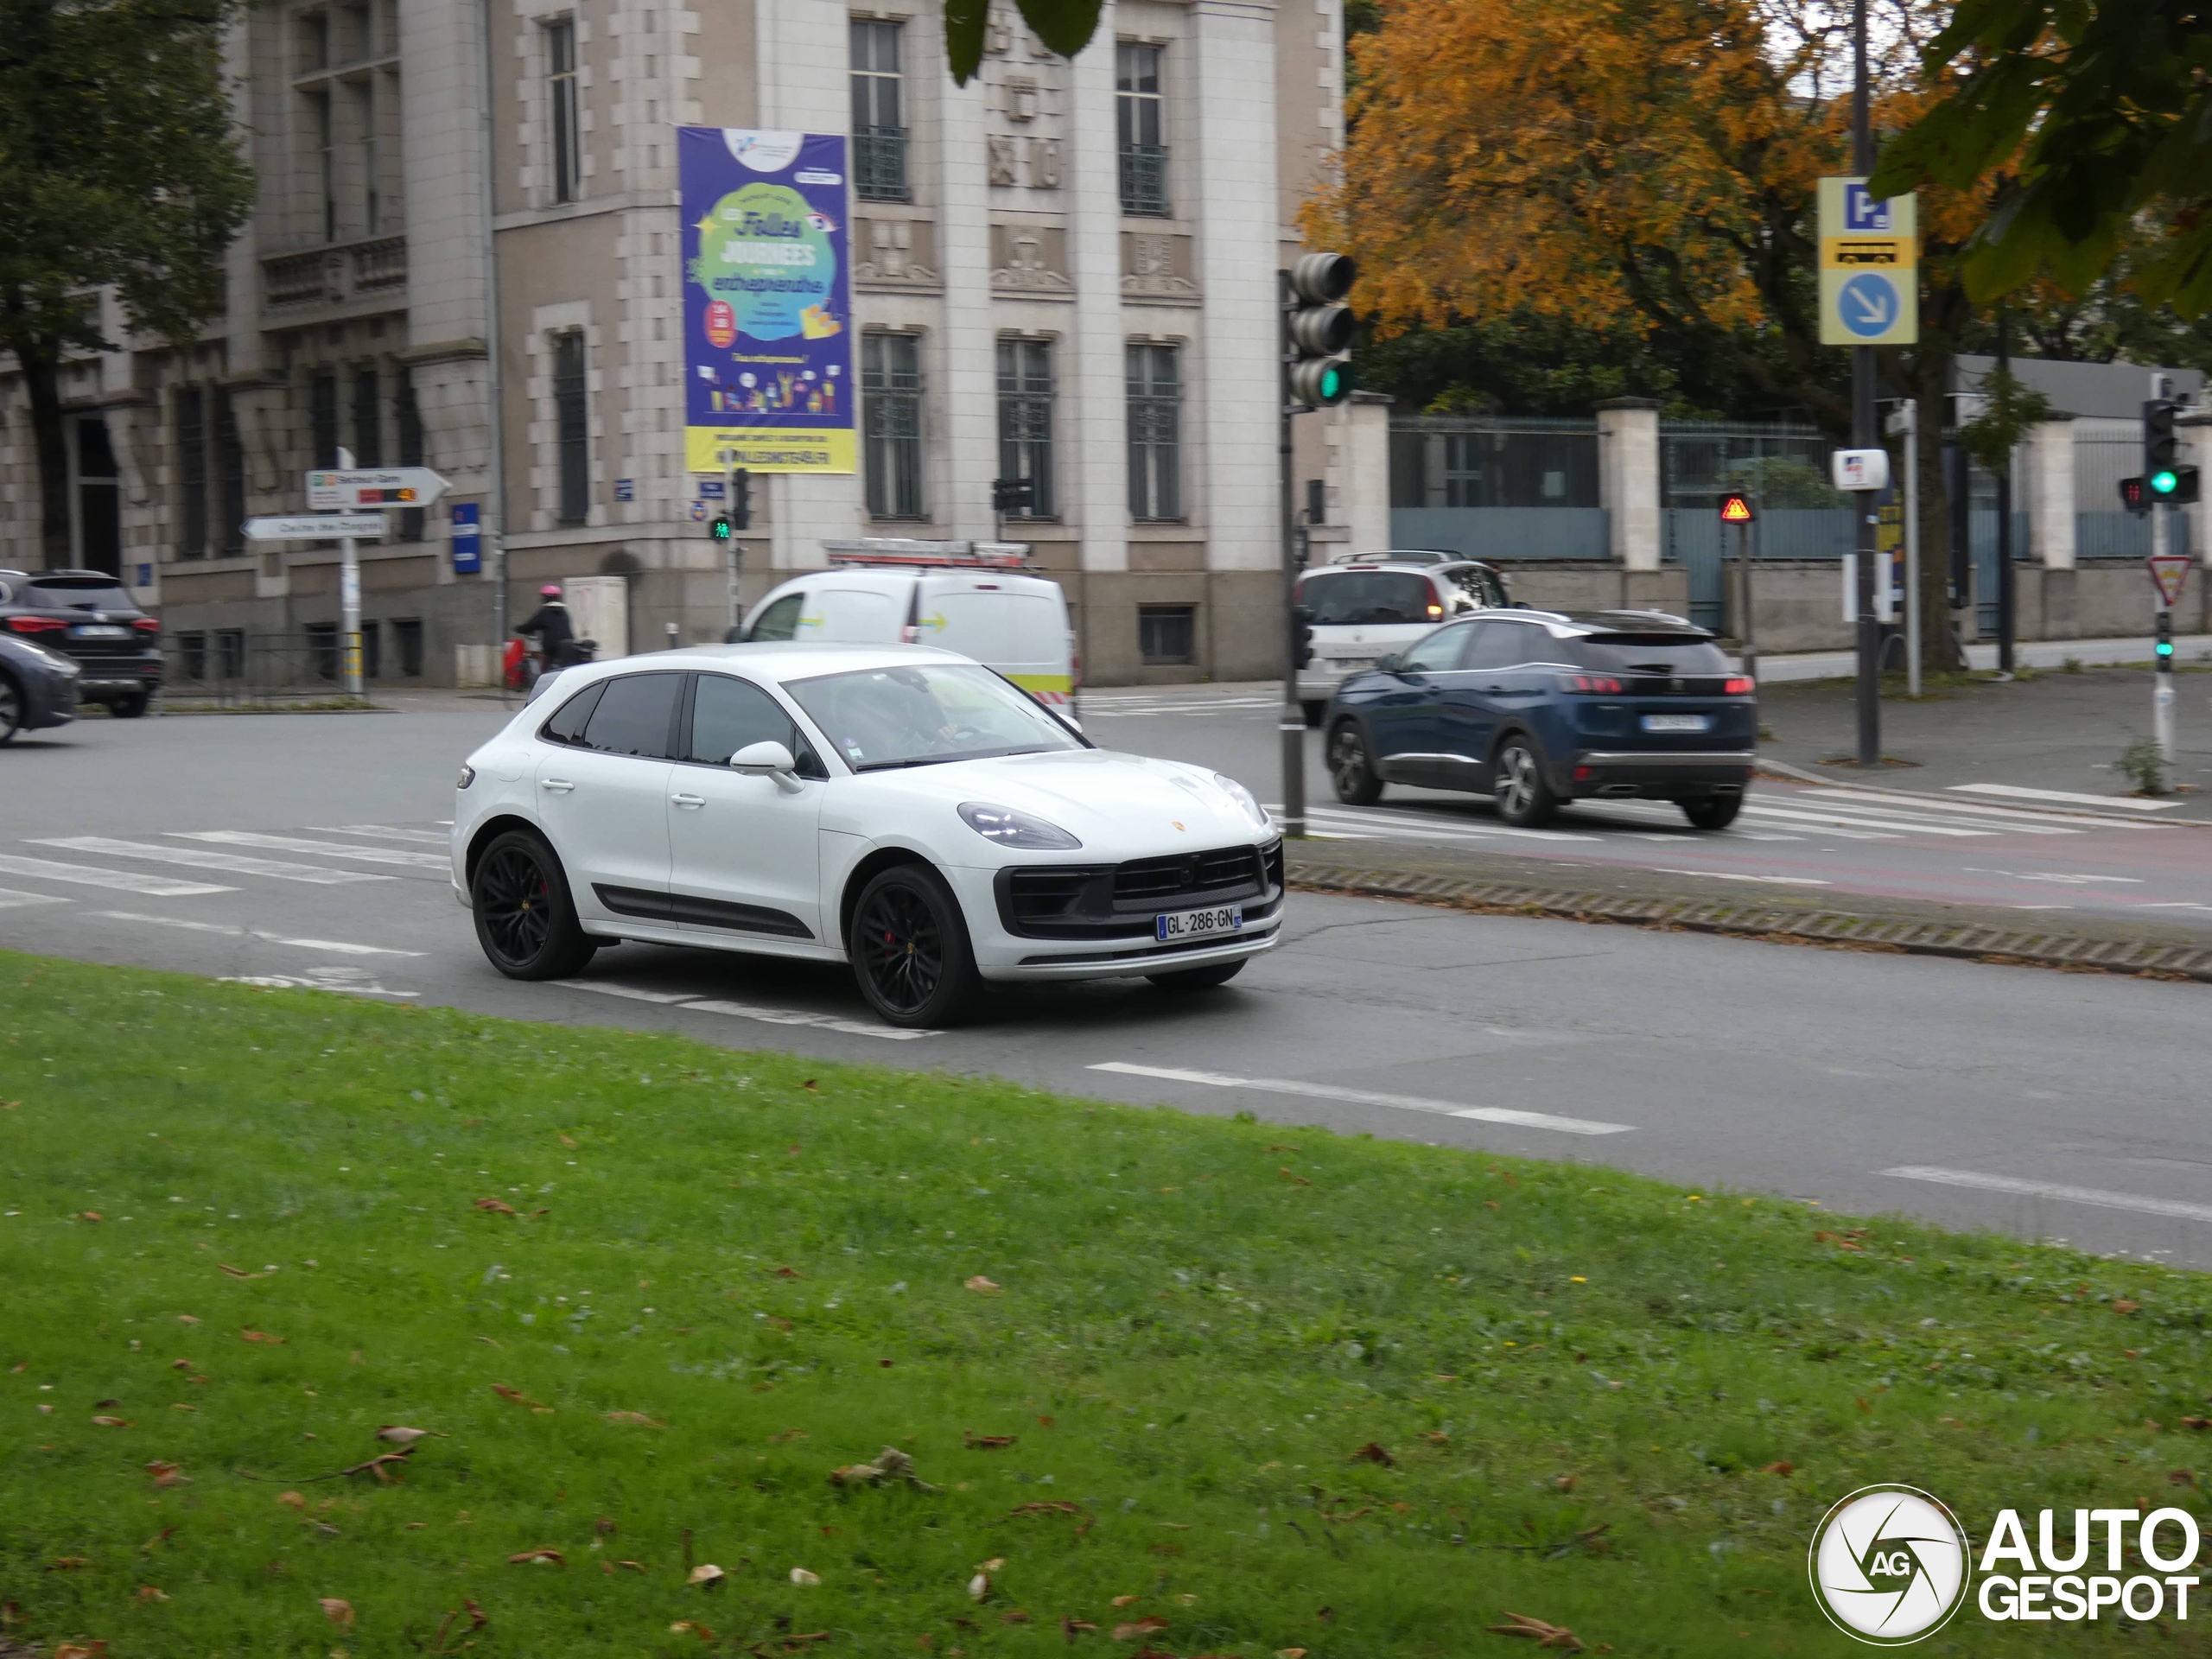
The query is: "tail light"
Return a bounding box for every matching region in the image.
[1724,676,1755,695]
[1426,603,1444,619]
[133,617,161,634]
[1556,673,1623,694]
[5,616,66,634]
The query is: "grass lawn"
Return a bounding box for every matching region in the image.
[2,950,2209,1657]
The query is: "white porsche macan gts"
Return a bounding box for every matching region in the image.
[450,644,1285,1027]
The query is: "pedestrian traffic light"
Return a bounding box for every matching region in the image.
[2145,399,2180,495]
[708,512,734,543]
[730,469,752,531]
[1292,605,1315,670]
[1285,251,1357,409]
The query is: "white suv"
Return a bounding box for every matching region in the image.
[1294,551,1510,721]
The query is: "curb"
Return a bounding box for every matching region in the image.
[1287,863,2212,983]
[1756,756,2210,829]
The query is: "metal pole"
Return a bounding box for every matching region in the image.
[2153,491,2176,766]
[478,0,511,678]
[1903,398,1921,698]
[724,448,741,638]
[335,444,363,697]
[1995,308,2016,675]
[1735,519,1757,683]
[1278,269,1306,839]
[1851,0,1880,764]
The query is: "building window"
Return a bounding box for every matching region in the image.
[394,368,425,541]
[1126,342,1181,520]
[1116,43,1167,216]
[351,367,382,467]
[177,631,209,681]
[1139,605,1196,665]
[360,618,382,680]
[215,627,245,679]
[310,372,340,468]
[546,18,581,205]
[214,390,245,556]
[552,330,589,524]
[74,417,121,576]
[176,388,207,561]
[306,621,339,682]
[394,617,424,677]
[850,19,908,203]
[310,88,337,241]
[862,332,925,519]
[302,9,329,71]
[354,80,379,233]
[996,339,1054,518]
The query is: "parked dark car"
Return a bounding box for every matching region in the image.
[1323,608,1757,830]
[0,569,162,716]
[0,630,86,743]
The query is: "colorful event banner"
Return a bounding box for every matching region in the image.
[680,128,855,475]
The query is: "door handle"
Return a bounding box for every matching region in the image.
[539,779,575,793]
[671,793,706,808]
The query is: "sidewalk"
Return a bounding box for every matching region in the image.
[1742,631,2212,683]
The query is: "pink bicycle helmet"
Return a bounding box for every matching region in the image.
[539,583,562,597]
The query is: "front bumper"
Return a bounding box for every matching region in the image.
[943,861,1287,982]
[1566,748,1755,799]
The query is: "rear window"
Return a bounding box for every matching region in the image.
[1296,570,1435,626]
[25,578,134,611]
[1573,634,1731,675]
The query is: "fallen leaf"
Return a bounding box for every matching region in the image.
[965,1431,1017,1450]
[473,1198,517,1216]
[1276,1650,1309,1659]
[530,1207,550,1219]
[1279,1168,1312,1185]
[1763,1461,1795,1477]
[773,1266,804,1279]
[558,1134,577,1147]
[1064,1618,1099,1639]
[169,1403,197,1413]
[53,1645,107,1659]
[1115,1618,1170,1641]
[1554,1476,1578,1492]
[218,1264,261,1279]
[92,1414,131,1427]
[138,1528,177,1555]
[1111,1596,1141,1609]
[1003,1611,1033,1624]
[77,1211,103,1223]
[604,1411,665,1427]
[2115,1300,2142,1316]
[277,1492,308,1510]
[320,1598,354,1627]
[791,1567,821,1586]
[134,1586,168,1603]
[688,1563,727,1588]
[1486,1611,1583,1649]
[615,1560,646,1573]
[2182,1416,2212,1431]
[490,1384,550,1411]
[1350,1442,1395,1467]
[965,1276,1001,1294]
[1005,1500,1083,1518]
[47,1556,92,1571]
[240,1329,285,1344]
[374,1426,441,1446]
[146,1462,188,1489]
[175,1314,200,1325]
[508,1548,565,1566]
[969,1572,991,1601]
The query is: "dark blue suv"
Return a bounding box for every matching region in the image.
[1323,608,1757,830]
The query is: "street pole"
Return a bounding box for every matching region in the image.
[1995,308,2016,676]
[1277,269,1306,839]
[1734,518,1757,683]
[722,448,743,639]
[2152,372,2176,764]
[336,445,364,697]
[476,0,510,684]
[1851,0,1881,765]
[1902,398,1921,698]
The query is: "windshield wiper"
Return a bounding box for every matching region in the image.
[853,745,1060,773]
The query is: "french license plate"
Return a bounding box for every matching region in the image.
[1642,713,1711,733]
[73,624,127,639]
[1156,904,1243,943]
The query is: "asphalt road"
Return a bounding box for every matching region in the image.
[3,697,2209,1269]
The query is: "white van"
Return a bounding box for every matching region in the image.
[1294,550,1511,721]
[740,543,1078,723]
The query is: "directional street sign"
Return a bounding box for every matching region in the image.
[1719,493,1756,524]
[1818,178,1917,346]
[244,513,390,541]
[305,467,450,511]
[2149,550,2193,609]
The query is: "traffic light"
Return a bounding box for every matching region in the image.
[708,512,734,543]
[1292,605,1315,670]
[2158,613,2175,661]
[730,469,752,531]
[2145,399,2180,496]
[2161,466,2201,505]
[991,477,1034,514]
[1285,251,1357,409]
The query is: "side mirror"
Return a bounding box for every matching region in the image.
[730,740,802,792]
[1375,652,1402,674]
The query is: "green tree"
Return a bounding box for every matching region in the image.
[944,0,1102,82]
[0,0,255,567]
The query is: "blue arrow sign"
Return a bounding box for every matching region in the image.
[1838,272,1898,338]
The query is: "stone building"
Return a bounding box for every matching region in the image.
[0,0,1380,688]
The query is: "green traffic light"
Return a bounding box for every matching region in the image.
[2158,640,2175,657]
[1318,365,1342,400]
[709,514,734,541]
[2152,469,2180,496]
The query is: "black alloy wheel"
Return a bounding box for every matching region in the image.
[1147,959,1247,991]
[471,829,597,980]
[1328,720,1383,805]
[0,674,22,745]
[110,692,149,719]
[849,864,981,1028]
[1491,735,1559,827]
[1681,794,1744,831]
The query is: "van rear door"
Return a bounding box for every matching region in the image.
[796,587,902,643]
[923,579,1074,716]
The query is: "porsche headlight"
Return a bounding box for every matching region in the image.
[958,802,1083,850]
[1213,772,1271,830]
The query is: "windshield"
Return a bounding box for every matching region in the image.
[1573,634,1731,675]
[1296,570,1435,626]
[24,578,134,612]
[785,663,1086,772]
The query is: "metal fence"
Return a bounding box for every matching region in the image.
[1660,423,1856,630]
[163,630,378,707]
[1387,416,1605,558]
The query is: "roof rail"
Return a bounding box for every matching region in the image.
[820,537,1033,569]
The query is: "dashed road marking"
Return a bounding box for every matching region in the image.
[1880,1166,2212,1225]
[1949,784,2182,812]
[168,831,448,870]
[89,912,425,956]
[551,978,937,1039]
[0,886,68,911]
[0,853,231,897]
[35,836,394,885]
[1087,1061,1634,1136]
[313,824,451,845]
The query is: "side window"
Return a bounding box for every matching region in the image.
[540,682,604,745]
[578,672,680,758]
[1398,626,1471,674]
[747,592,805,642]
[1463,624,1532,672]
[1445,567,1497,612]
[686,675,828,778]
